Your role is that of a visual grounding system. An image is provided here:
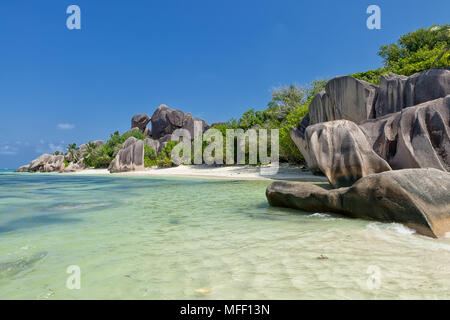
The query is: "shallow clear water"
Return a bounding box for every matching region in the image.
[1,172,450,299]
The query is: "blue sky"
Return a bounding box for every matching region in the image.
[0,0,449,168]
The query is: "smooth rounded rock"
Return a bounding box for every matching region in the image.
[291,120,391,187]
[108,137,145,173]
[131,114,151,131]
[267,168,450,238]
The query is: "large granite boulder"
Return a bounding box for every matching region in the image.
[182,112,209,138]
[375,68,450,118]
[16,165,30,172]
[374,73,408,117]
[131,114,151,132]
[151,105,185,139]
[360,95,450,171]
[108,137,144,173]
[210,122,228,127]
[299,68,449,130]
[30,154,65,173]
[151,104,209,140]
[144,137,160,155]
[291,120,391,187]
[92,140,104,147]
[64,152,74,163]
[63,161,85,173]
[128,127,141,133]
[157,134,173,152]
[292,68,450,185]
[266,168,450,238]
[16,154,66,173]
[309,76,378,125]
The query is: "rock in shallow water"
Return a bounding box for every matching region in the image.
[266,168,450,238]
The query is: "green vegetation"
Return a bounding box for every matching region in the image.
[210,80,327,164]
[156,141,178,168]
[81,130,148,168]
[144,145,157,167]
[351,68,386,85]
[61,25,449,168]
[352,24,450,84]
[65,143,78,163]
[64,129,179,169]
[214,24,450,165]
[379,24,450,75]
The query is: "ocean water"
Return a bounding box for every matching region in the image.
[1,172,450,300]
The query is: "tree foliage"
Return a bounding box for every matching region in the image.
[63,26,449,168]
[81,130,148,168]
[211,80,327,164]
[353,24,450,84]
[144,145,157,167]
[379,24,450,75]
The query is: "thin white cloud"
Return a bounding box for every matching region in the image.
[35,142,64,155]
[0,145,18,155]
[57,123,75,130]
[48,143,64,153]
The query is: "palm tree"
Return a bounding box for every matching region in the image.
[66,143,78,163]
[86,141,97,155]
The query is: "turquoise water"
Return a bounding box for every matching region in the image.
[1,172,450,299]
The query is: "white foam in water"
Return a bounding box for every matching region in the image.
[368,223,450,252]
[306,212,340,221]
[307,213,331,218]
[386,223,416,235]
[366,222,416,235]
[308,212,336,219]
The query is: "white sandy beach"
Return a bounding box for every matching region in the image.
[65,164,328,182]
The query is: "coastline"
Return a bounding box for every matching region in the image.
[62,164,328,182]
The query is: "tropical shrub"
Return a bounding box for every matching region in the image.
[144,145,157,167]
[65,26,450,168]
[351,68,386,85]
[80,130,148,168]
[155,141,178,168]
[353,24,450,84]
[210,80,327,164]
[65,143,78,163]
[379,24,450,75]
